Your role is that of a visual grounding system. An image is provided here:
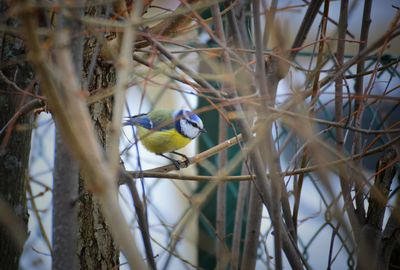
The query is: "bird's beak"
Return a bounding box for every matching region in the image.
[200,128,207,133]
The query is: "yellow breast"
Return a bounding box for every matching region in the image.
[137,126,192,154]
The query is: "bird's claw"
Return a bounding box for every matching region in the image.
[172,158,189,170]
[172,160,181,170]
[171,151,190,168]
[159,152,190,170]
[181,156,190,167]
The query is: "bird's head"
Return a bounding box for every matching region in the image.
[174,110,206,139]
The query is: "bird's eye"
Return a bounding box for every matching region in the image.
[190,121,198,128]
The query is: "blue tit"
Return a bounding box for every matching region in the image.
[124,109,206,168]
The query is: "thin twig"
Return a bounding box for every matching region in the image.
[27,182,52,253]
[0,99,43,136]
[125,178,157,270]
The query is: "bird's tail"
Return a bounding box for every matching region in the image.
[123,117,133,126]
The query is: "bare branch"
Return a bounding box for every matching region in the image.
[357,149,397,270]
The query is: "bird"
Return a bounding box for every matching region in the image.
[124,109,206,169]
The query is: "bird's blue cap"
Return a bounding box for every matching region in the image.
[175,110,199,122]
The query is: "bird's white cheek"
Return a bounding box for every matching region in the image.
[180,120,198,139]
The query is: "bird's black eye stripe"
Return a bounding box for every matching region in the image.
[188,120,198,128]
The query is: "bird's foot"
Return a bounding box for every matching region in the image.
[181,157,190,167]
[171,151,190,168]
[172,159,181,170]
[159,153,182,170]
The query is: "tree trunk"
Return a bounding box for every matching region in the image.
[77,97,119,269]
[77,27,119,268]
[0,5,34,268]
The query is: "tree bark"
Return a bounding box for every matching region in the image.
[76,7,119,270]
[0,4,34,268]
[77,65,119,270]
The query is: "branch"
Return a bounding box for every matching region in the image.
[353,0,373,226]
[366,149,397,229]
[290,0,324,59]
[231,171,249,270]
[52,128,79,270]
[335,0,360,241]
[0,99,44,137]
[211,5,230,269]
[252,0,284,268]
[123,124,400,183]
[125,178,157,270]
[106,9,158,267]
[52,3,83,268]
[107,3,140,173]
[380,179,400,270]
[240,183,263,270]
[357,149,397,270]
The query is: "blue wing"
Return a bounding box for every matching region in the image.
[124,110,175,130]
[124,114,154,129]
